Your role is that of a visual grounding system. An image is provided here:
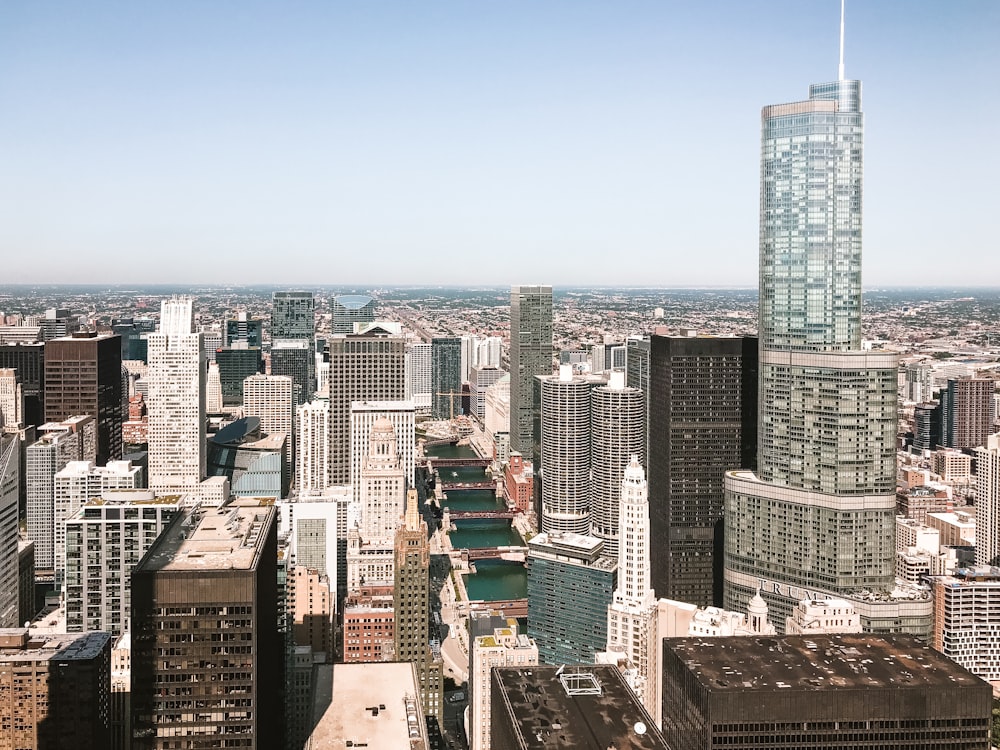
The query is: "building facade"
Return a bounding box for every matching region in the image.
[649,335,757,607]
[942,378,995,451]
[470,621,538,750]
[131,500,282,749]
[526,531,616,665]
[722,67,932,634]
[146,297,206,492]
[975,434,1000,567]
[44,331,123,464]
[431,337,462,420]
[295,399,330,492]
[509,285,553,496]
[331,294,376,335]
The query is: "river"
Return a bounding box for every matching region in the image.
[425,442,527,603]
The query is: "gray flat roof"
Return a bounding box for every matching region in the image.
[665,634,985,692]
[493,665,668,750]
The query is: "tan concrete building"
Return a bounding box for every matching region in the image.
[290,565,334,661]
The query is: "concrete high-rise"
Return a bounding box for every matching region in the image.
[147,297,205,493]
[44,331,123,464]
[405,341,433,411]
[295,399,330,492]
[431,337,462,420]
[509,285,553,504]
[327,332,406,485]
[131,499,281,749]
[470,621,538,750]
[589,372,644,558]
[243,373,294,482]
[64,491,184,635]
[723,43,932,634]
[0,629,112,750]
[358,418,407,543]
[648,335,757,606]
[0,368,23,429]
[538,366,600,535]
[394,489,443,728]
[974,434,1000,567]
[942,378,996,451]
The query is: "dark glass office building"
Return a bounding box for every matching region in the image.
[0,342,45,427]
[215,347,262,406]
[431,337,462,420]
[647,335,757,607]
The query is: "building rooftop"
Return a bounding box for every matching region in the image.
[0,629,110,663]
[492,665,668,750]
[665,634,985,692]
[307,662,427,749]
[138,500,274,573]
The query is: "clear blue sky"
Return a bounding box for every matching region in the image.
[1,1,997,287]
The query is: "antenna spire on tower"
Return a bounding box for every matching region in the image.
[838,0,846,81]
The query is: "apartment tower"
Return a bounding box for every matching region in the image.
[722,23,931,634]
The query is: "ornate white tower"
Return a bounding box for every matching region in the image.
[604,456,660,723]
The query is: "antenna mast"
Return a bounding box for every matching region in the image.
[838,0,846,81]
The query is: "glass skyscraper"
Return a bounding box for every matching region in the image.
[723,69,932,634]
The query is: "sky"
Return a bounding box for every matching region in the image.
[1,1,997,287]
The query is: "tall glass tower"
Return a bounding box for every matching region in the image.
[723,17,931,635]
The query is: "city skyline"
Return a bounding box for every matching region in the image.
[2,1,998,287]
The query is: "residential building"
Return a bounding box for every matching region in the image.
[509,285,553,516]
[931,567,1000,682]
[64,491,184,635]
[131,499,282,749]
[661,634,990,750]
[342,585,395,663]
[0,629,112,750]
[484,373,510,462]
[295,399,330,492]
[470,365,504,423]
[526,531,616,665]
[44,331,123,463]
[405,342,432,411]
[942,378,996,450]
[146,297,205,493]
[431,337,462,420]
[589,372,644,559]
[538,366,604,535]
[52,460,142,582]
[722,59,933,634]
[975,433,1000,566]
[913,401,942,452]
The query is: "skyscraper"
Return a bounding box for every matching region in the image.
[44,331,124,464]
[0,342,45,427]
[331,294,375,334]
[296,399,330,492]
[509,285,552,490]
[431,337,462,420]
[131,500,281,749]
[224,311,263,348]
[723,24,931,634]
[405,341,433,411]
[941,378,996,451]
[147,297,205,492]
[974,434,1000,567]
[0,435,19,627]
[648,335,757,606]
[327,332,406,485]
[243,373,295,484]
[393,489,444,728]
[538,366,599,535]
[271,291,315,340]
[589,372,644,558]
[604,456,659,722]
